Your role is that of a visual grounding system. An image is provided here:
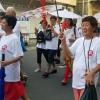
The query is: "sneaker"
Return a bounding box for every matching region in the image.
[61,80,67,86]
[50,69,57,74]
[42,72,49,78]
[55,59,60,64]
[34,68,41,72]
[21,73,28,85]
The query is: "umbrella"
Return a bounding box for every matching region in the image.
[94,12,100,20]
[49,9,81,19]
[21,5,63,18]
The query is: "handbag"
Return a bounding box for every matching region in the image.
[80,37,98,100]
[44,25,52,41]
[37,31,45,43]
[80,84,97,100]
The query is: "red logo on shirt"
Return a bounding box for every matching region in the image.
[2,45,7,52]
[88,50,94,57]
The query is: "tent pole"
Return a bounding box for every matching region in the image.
[54,0,61,32]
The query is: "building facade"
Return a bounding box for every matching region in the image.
[1,0,99,15]
[76,0,100,15]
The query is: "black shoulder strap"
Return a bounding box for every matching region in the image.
[73,27,76,39]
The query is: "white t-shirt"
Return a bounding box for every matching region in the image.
[76,27,83,38]
[70,37,100,89]
[36,26,46,49]
[64,27,75,46]
[45,24,60,50]
[0,34,24,82]
[0,25,5,38]
[13,21,21,38]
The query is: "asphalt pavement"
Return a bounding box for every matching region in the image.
[22,49,100,100]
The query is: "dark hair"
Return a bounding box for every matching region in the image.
[3,15,17,29]
[40,20,47,25]
[82,16,98,31]
[50,16,57,20]
[58,17,62,21]
[0,12,5,19]
[68,18,73,26]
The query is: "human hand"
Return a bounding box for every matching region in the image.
[0,61,9,67]
[85,70,95,85]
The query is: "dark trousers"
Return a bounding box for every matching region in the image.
[56,39,61,57]
[46,49,57,64]
[37,48,48,64]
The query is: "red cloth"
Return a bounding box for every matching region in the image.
[40,0,46,21]
[61,20,70,31]
[63,64,72,81]
[5,81,25,100]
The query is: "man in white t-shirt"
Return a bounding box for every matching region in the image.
[42,16,60,78]
[0,16,29,100]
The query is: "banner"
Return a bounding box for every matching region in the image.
[56,0,77,6]
[40,0,46,20]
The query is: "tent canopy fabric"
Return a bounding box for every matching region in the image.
[21,5,63,18]
[48,9,81,19]
[94,12,100,20]
[0,3,5,12]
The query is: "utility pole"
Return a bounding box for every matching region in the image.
[87,0,92,15]
[82,0,85,16]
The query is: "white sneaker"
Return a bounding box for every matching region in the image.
[34,68,41,72]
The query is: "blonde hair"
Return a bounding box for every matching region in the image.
[6,7,16,17]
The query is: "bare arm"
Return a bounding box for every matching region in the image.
[51,27,59,37]
[60,33,73,62]
[85,64,100,85]
[1,56,23,67]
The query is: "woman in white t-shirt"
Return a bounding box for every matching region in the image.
[61,18,75,85]
[60,16,100,100]
[34,20,48,72]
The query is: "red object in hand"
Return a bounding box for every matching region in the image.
[61,20,70,31]
[63,64,72,82]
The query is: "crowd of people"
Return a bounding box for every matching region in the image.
[35,13,100,100]
[0,6,100,100]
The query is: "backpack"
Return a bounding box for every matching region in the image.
[37,31,45,43]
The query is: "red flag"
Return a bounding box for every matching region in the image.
[40,0,46,21]
[40,0,46,6]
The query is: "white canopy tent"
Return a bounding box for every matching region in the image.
[94,12,100,20]
[0,3,5,12]
[21,5,63,18]
[48,9,81,19]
